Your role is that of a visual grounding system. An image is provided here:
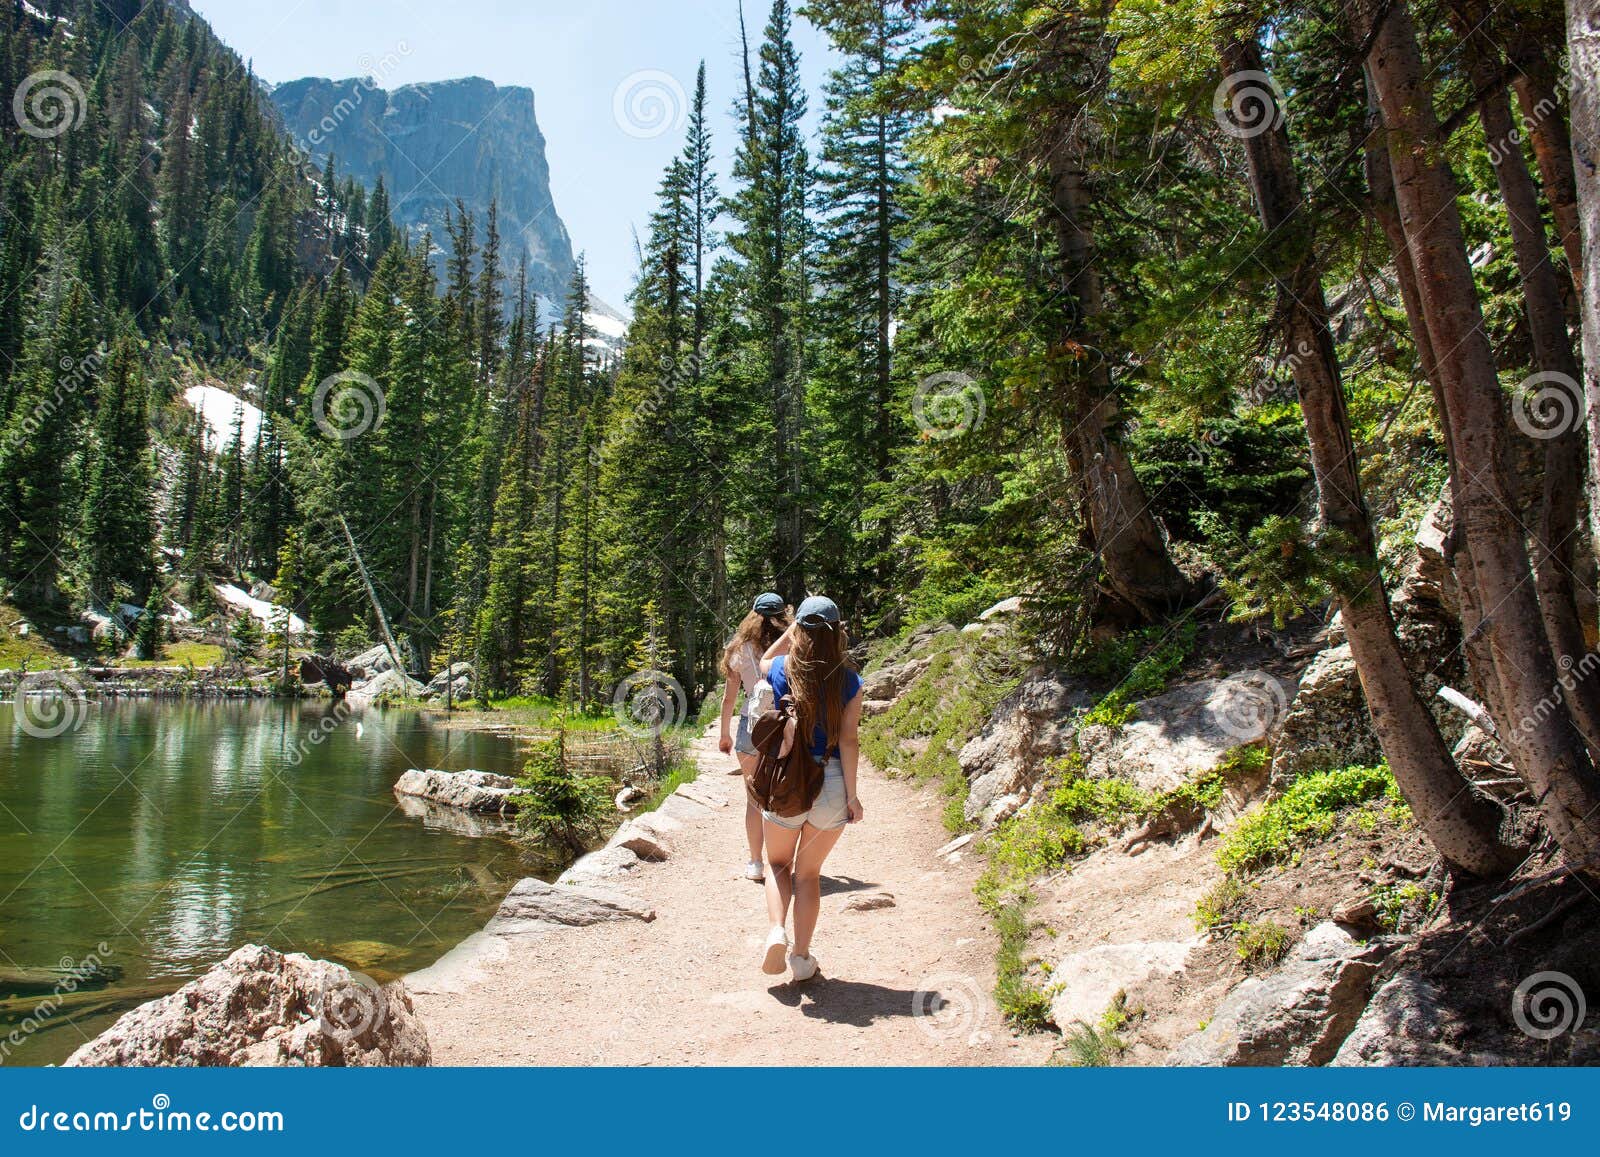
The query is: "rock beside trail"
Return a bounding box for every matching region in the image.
[608,811,680,860]
[1170,923,1385,1066]
[65,945,429,1067]
[557,845,643,887]
[841,891,896,913]
[1330,974,1507,1066]
[1049,939,1198,1029]
[394,768,520,814]
[488,877,656,933]
[959,671,1086,827]
[1077,676,1287,795]
[860,656,930,712]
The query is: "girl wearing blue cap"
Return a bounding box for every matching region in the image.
[719,593,792,881]
[755,595,863,981]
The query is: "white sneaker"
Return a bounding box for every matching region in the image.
[761,925,789,975]
[743,860,765,882]
[788,952,818,981]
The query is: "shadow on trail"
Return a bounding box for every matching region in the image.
[765,976,928,1027]
[819,875,878,896]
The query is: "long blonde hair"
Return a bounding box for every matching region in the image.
[788,621,853,752]
[721,609,790,678]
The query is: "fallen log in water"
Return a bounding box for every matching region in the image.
[0,963,123,996]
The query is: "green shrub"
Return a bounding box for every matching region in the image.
[1217,764,1401,875]
[1236,920,1293,969]
[511,719,615,856]
[1075,622,1197,731]
[1194,875,1249,933]
[993,899,1053,1030]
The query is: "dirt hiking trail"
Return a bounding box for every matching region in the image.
[409,725,1052,1066]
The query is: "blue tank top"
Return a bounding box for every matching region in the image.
[768,655,862,760]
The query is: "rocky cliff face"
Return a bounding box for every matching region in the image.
[270,76,575,303]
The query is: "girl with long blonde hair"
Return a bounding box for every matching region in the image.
[718,592,791,881]
[755,595,862,981]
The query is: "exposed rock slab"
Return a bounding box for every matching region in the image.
[1330,973,1508,1066]
[487,877,656,934]
[960,671,1087,826]
[64,945,429,1067]
[1170,923,1384,1066]
[607,811,680,860]
[1077,677,1283,795]
[557,845,643,888]
[394,768,519,814]
[1049,939,1198,1029]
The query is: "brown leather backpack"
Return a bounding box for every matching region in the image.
[745,694,825,818]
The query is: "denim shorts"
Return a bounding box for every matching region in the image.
[763,758,847,831]
[735,713,757,756]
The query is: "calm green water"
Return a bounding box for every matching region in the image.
[0,699,534,1066]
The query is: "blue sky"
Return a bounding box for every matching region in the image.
[190,0,840,307]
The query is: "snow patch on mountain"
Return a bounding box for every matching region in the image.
[184,385,266,449]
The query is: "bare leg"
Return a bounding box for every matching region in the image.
[791,824,845,958]
[763,820,802,930]
[737,753,763,863]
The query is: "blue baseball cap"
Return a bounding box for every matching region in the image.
[752,592,786,617]
[795,595,841,629]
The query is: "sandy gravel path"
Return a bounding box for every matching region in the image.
[409,725,1052,1066]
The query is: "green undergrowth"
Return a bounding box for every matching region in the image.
[975,745,1267,913]
[1058,991,1141,1066]
[1196,763,1412,937]
[1075,621,1197,731]
[861,628,1023,833]
[994,898,1054,1030]
[640,756,699,812]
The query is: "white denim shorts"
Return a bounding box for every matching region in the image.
[763,758,848,831]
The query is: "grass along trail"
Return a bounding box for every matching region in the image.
[408,724,1052,1065]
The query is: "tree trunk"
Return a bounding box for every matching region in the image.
[1450,0,1600,756]
[1568,0,1600,571]
[1044,122,1191,620]
[1222,35,1518,875]
[1350,0,1600,870]
[1506,22,1584,288]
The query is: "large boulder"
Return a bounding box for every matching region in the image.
[394,768,520,814]
[1170,923,1385,1066]
[351,667,425,702]
[421,662,473,699]
[959,671,1087,827]
[557,845,644,887]
[1330,973,1507,1066]
[1049,939,1198,1029]
[860,656,931,715]
[487,877,656,934]
[1077,676,1289,796]
[64,945,429,1067]
[347,643,396,674]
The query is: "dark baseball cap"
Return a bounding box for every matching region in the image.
[752,592,786,617]
[796,595,841,629]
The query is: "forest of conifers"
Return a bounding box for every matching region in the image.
[2,0,1600,873]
